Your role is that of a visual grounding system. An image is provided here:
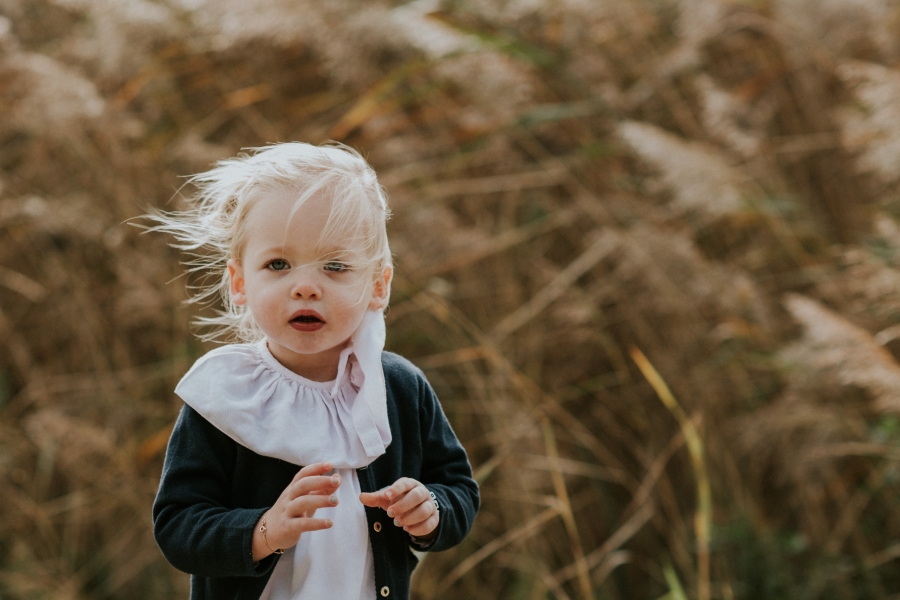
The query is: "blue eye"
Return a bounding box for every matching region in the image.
[266,259,289,271]
[324,261,348,272]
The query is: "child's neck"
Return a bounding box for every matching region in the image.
[266,340,346,382]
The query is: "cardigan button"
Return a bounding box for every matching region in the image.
[373,521,382,532]
[380,586,390,597]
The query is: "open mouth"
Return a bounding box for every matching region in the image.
[289,310,325,331]
[291,315,323,324]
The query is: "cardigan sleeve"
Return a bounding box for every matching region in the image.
[152,404,278,578]
[412,371,480,553]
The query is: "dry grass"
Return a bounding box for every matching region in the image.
[2,0,900,598]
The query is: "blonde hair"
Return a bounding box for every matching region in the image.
[149,142,392,342]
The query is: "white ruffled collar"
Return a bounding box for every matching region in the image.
[255,340,336,390]
[174,310,391,469]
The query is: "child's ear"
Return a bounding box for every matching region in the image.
[227,259,248,306]
[368,266,393,311]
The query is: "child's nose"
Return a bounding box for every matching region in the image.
[290,270,322,299]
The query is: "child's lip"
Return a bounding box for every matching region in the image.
[289,310,325,332]
[289,309,325,323]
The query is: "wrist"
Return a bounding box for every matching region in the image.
[410,528,438,548]
[260,511,285,555]
[251,511,284,562]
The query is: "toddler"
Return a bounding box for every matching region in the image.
[151,142,479,600]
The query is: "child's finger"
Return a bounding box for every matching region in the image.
[391,497,433,528]
[286,492,340,517]
[403,513,439,538]
[287,474,341,499]
[291,462,334,484]
[358,489,390,509]
[363,477,418,508]
[382,477,419,501]
[360,478,424,508]
[386,484,430,518]
[286,517,334,536]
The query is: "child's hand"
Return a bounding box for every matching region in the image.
[359,478,439,542]
[252,462,341,561]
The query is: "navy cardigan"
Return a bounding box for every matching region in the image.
[153,351,479,600]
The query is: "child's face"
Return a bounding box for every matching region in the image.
[227,189,390,380]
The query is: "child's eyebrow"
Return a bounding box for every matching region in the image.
[255,244,289,255]
[317,249,368,268]
[316,240,361,255]
[319,245,351,253]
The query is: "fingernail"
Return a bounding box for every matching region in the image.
[326,519,333,527]
[386,509,394,518]
[332,476,340,485]
[330,496,338,504]
[394,518,400,527]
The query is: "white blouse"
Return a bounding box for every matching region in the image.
[174,311,391,600]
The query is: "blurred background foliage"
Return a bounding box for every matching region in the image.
[2,0,900,598]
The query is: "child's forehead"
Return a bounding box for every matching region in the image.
[256,186,332,214]
[245,210,366,255]
[243,188,329,230]
[240,184,378,256]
